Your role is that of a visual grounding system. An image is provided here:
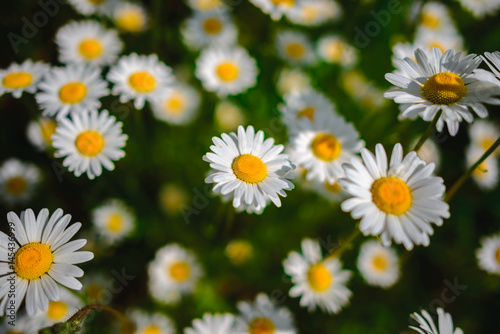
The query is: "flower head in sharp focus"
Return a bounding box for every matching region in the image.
[357,240,400,289]
[35,64,109,118]
[410,308,463,334]
[150,83,201,126]
[249,0,297,20]
[67,0,117,16]
[285,0,342,27]
[339,143,450,250]
[385,48,500,136]
[112,1,148,33]
[203,125,295,212]
[476,233,500,275]
[51,109,128,180]
[26,117,58,152]
[55,20,123,67]
[283,238,352,314]
[29,288,83,330]
[107,53,174,109]
[91,199,135,246]
[457,0,500,19]
[276,31,317,66]
[181,10,238,50]
[466,145,498,191]
[0,159,41,206]
[128,309,176,334]
[184,313,236,334]
[0,208,94,316]
[0,60,49,99]
[482,51,500,86]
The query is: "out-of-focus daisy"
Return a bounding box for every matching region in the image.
[466,146,498,191]
[418,2,455,33]
[317,35,357,67]
[225,240,253,265]
[468,120,500,155]
[303,179,347,203]
[151,83,201,125]
[203,125,295,210]
[185,313,236,334]
[276,31,316,66]
[82,272,112,304]
[0,208,94,316]
[148,243,203,304]
[385,48,500,136]
[91,199,135,245]
[357,240,400,288]
[52,109,128,180]
[36,64,109,118]
[283,238,352,314]
[0,159,41,206]
[195,46,258,97]
[186,0,226,11]
[159,183,189,216]
[26,117,58,152]
[457,0,500,19]
[214,100,246,131]
[129,309,176,334]
[0,60,49,98]
[476,233,500,275]
[249,0,297,20]
[276,67,311,95]
[410,138,441,172]
[107,53,173,109]
[181,10,238,50]
[339,143,450,250]
[288,111,364,184]
[67,0,117,16]
[55,20,123,67]
[113,2,148,33]
[414,29,465,56]
[236,293,296,334]
[285,0,342,26]
[410,308,463,334]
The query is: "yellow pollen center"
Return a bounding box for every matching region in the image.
[86,283,104,300]
[311,134,342,161]
[116,9,145,32]
[325,40,345,62]
[169,261,190,282]
[40,119,57,145]
[2,72,33,89]
[75,130,105,157]
[129,72,156,93]
[271,0,295,6]
[297,106,315,120]
[428,41,446,54]
[5,177,27,195]
[216,62,239,82]
[14,243,53,281]
[496,247,500,266]
[143,325,162,334]
[202,18,223,34]
[232,154,267,183]
[302,6,318,22]
[325,181,342,193]
[164,93,186,115]
[79,39,103,60]
[47,301,68,321]
[307,263,332,292]
[248,317,276,334]
[371,176,412,216]
[480,138,495,151]
[88,0,106,4]
[473,161,488,178]
[59,82,87,104]
[107,213,124,233]
[286,42,305,59]
[421,13,440,29]
[372,254,388,271]
[196,0,222,10]
[421,72,466,105]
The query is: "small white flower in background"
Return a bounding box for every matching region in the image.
[0,60,49,98]
[0,159,41,206]
[36,64,109,118]
[410,307,463,334]
[214,100,246,131]
[410,138,441,172]
[128,309,176,334]
[276,67,311,95]
[91,199,135,246]
[301,178,348,203]
[186,0,226,11]
[283,238,352,314]
[417,2,456,33]
[465,145,498,191]
[468,120,500,155]
[249,0,297,20]
[317,35,358,67]
[51,109,128,180]
[457,0,500,19]
[26,117,58,152]
[112,1,148,33]
[276,30,317,66]
[181,10,238,50]
[476,233,500,275]
[357,240,400,289]
[225,240,254,265]
[151,83,201,126]
[67,0,118,16]
[285,0,342,26]
[414,28,465,56]
[82,272,113,304]
[184,313,237,334]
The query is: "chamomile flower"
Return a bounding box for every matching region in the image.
[468,120,500,155]
[410,308,463,334]
[339,143,450,250]
[203,125,295,210]
[195,46,258,97]
[91,199,135,245]
[129,309,176,334]
[304,179,347,203]
[35,64,109,118]
[385,48,500,136]
[317,35,357,67]
[213,184,271,214]
[159,184,189,216]
[0,60,49,98]
[107,53,174,109]
[410,138,441,172]
[414,29,465,56]
[418,2,455,33]
[457,0,500,19]
[276,67,311,95]
[29,288,83,330]
[236,293,296,334]
[357,240,400,288]
[285,0,342,26]
[185,313,236,334]
[55,20,123,67]
[225,240,253,265]
[67,0,117,16]
[283,238,352,314]
[113,2,148,33]
[276,31,316,66]
[0,208,94,316]
[466,145,498,190]
[186,0,226,11]
[288,111,364,184]
[249,0,297,20]
[214,100,246,131]
[82,272,112,304]
[26,117,58,152]
[51,109,128,180]
[476,233,500,275]
[181,10,238,50]
[0,159,41,206]
[147,243,203,304]
[151,84,201,125]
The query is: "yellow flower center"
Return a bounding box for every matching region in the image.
[196,0,222,10]
[86,283,104,300]
[169,261,190,282]
[428,40,446,54]
[116,9,145,32]
[248,317,275,334]
[75,130,105,157]
[297,106,315,120]
[143,325,162,334]
[302,6,318,22]
[480,137,496,151]
[47,301,68,321]
[311,134,342,161]
[79,39,103,60]
[5,176,27,195]
[325,181,342,193]
[307,263,332,292]
[496,247,500,266]
[325,40,345,62]
[216,62,239,82]
[421,72,466,105]
[232,154,267,183]
[88,0,106,4]
[59,82,87,104]
[420,12,440,29]
[371,176,412,216]
[107,213,124,233]
[14,242,53,281]
[2,72,33,89]
[285,42,305,59]
[40,118,57,145]
[473,161,488,178]
[372,254,388,272]
[164,93,186,115]
[161,186,187,212]
[202,18,223,34]
[129,72,156,93]
[225,240,253,265]
[271,0,295,6]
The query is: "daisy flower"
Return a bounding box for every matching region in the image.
[385,48,500,136]
[457,0,500,19]
[339,143,450,250]
[276,31,316,66]
[410,308,463,334]
[414,29,465,57]
[91,199,135,245]
[0,208,94,316]
[203,125,295,210]
[283,238,352,314]
[55,20,123,67]
[107,53,174,109]
[112,2,148,33]
[82,272,112,304]
[276,67,311,95]
[410,138,441,172]
[51,109,128,180]
[285,0,342,26]
[67,0,117,16]
[0,159,41,206]
[147,243,203,304]
[212,183,272,215]
[225,240,253,265]
[184,313,236,334]
[35,64,109,118]
[26,117,58,152]
[466,145,498,191]
[214,100,246,131]
[186,0,226,11]
[235,293,296,334]
[317,35,358,67]
[468,120,500,155]
[287,111,365,184]
[129,309,176,334]
[357,240,400,288]
[249,0,297,20]
[303,179,347,203]
[476,233,500,274]
[181,10,238,50]
[0,60,49,98]
[150,83,201,126]
[418,2,455,33]
[159,183,189,216]
[195,46,258,97]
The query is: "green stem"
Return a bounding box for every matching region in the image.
[327,227,361,259]
[412,110,442,152]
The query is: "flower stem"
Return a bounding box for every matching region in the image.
[412,110,442,152]
[328,227,361,259]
